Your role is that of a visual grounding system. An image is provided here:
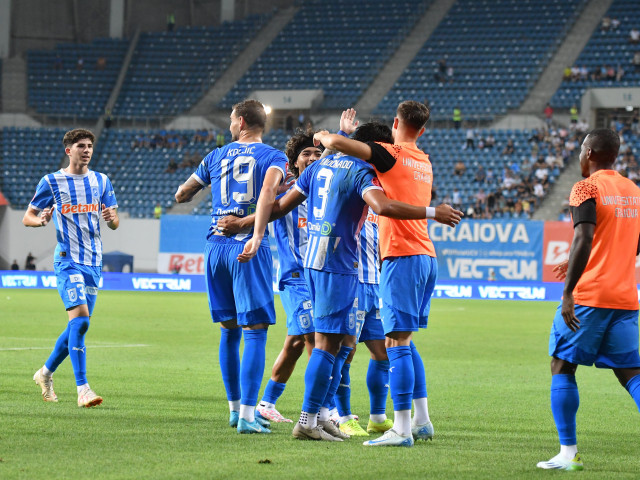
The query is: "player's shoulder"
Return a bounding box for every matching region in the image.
[569,176,598,207]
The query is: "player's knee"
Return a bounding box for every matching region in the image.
[285,336,306,357]
[69,316,90,335]
[550,357,577,375]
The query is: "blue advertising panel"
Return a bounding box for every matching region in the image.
[3,271,639,304]
[429,220,544,282]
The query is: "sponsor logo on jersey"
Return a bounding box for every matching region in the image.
[298,217,307,229]
[61,203,99,214]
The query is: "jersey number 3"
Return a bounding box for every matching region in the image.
[313,167,334,220]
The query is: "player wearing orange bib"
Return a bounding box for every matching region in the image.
[313,101,463,447]
[538,129,640,471]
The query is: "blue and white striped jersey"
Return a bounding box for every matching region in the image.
[194,141,287,245]
[29,169,118,266]
[294,153,381,275]
[358,208,380,285]
[273,193,308,290]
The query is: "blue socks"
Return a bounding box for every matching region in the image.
[551,374,579,445]
[334,359,353,416]
[45,323,70,372]
[410,341,428,399]
[68,316,90,386]
[387,346,414,411]
[302,348,336,414]
[367,359,390,415]
[262,379,286,405]
[625,374,640,412]
[323,346,353,409]
[240,328,267,406]
[219,327,242,402]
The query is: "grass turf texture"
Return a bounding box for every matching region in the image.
[1,290,638,479]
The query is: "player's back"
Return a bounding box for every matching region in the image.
[194,141,287,244]
[572,170,640,310]
[273,195,308,289]
[294,153,380,275]
[372,142,436,259]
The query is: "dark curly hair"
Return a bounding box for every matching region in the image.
[63,128,95,148]
[284,129,319,178]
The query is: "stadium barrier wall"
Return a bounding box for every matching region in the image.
[0,269,569,302]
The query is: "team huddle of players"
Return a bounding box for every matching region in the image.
[26,98,640,465]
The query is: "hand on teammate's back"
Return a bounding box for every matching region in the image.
[552,260,569,281]
[434,204,463,227]
[217,215,245,236]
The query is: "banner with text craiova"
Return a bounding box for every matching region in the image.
[429,220,544,282]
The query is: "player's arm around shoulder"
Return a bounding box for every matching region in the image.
[313,131,372,160]
[23,205,53,227]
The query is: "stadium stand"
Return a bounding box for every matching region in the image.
[0,127,67,208]
[219,0,431,110]
[112,15,272,118]
[375,0,587,119]
[551,0,640,109]
[27,38,128,119]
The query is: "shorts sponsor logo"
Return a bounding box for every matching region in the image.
[67,288,78,302]
[348,313,355,330]
[85,286,99,295]
[356,311,365,321]
[302,300,312,310]
[69,274,84,284]
[375,309,381,319]
[61,203,99,214]
[353,298,358,308]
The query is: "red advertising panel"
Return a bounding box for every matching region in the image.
[543,220,640,283]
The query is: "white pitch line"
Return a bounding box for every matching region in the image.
[0,344,150,351]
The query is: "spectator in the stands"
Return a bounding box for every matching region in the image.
[25,252,36,270]
[601,16,611,31]
[630,27,640,44]
[465,128,475,150]
[11,259,19,270]
[165,158,178,173]
[453,160,466,176]
[474,164,486,183]
[543,103,553,126]
[502,139,515,156]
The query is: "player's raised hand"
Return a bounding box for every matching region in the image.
[237,237,260,263]
[313,130,330,147]
[39,207,53,226]
[277,170,296,195]
[561,291,581,332]
[101,204,117,222]
[340,108,359,135]
[434,204,464,228]
[552,260,569,280]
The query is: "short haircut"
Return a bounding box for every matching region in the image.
[396,100,430,131]
[284,129,317,178]
[352,122,393,143]
[232,99,267,130]
[586,128,620,164]
[63,128,95,148]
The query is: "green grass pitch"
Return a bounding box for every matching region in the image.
[1,289,638,479]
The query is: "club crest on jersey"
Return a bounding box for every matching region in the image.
[91,186,99,198]
[61,203,99,214]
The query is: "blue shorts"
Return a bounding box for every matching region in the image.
[280,281,314,336]
[54,261,101,316]
[356,282,384,343]
[380,255,437,334]
[204,237,276,326]
[549,304,640,369]
[304,268,357,335]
